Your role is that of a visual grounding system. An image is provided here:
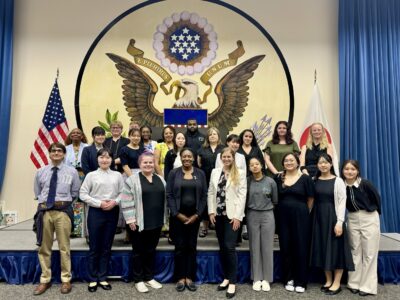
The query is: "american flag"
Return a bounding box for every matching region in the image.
[30,80,69,168]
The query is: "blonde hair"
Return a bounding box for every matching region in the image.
[306,122,329,150]
[220,147,240,186]
[110,120,123,129]
[203,127,222,148]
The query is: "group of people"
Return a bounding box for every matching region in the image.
[32,119,381,298]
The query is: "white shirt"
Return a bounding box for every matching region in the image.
[79,168,124,208]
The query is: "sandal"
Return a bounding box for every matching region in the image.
[199,228,208,238]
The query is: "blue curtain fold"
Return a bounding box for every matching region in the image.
[0,0,13,194]
[339,0,400,232]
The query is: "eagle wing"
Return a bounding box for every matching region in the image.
[209,55,265,133]
[107,53,164,127]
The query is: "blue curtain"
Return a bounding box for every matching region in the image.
[339,0,400,232]
[0,0,13,193]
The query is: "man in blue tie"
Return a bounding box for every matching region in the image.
[33,142,80,296]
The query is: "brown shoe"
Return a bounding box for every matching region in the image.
[33,282,52,296]
[60,282,72,294]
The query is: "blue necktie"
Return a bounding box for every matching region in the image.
[46,167,58,208]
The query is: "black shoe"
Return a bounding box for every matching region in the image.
[88,283,97,292]
[176,282,185,292]
[347,287,359,294]
[99,282,112,290]
[226,291,236,298]
[186,281,197,292]
[217,284,229,291]
[359,291,372,296]
[321,285,332,292]
[325,287,342,295]
[242,232,249,240]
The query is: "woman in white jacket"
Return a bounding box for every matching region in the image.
[208,147,247,298]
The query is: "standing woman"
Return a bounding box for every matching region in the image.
[275,153,314,293]
[118,153,166,293]
[215,134,246,173]
[104,121,130,172]
[247,157,278,292]
[79,148,124,292]
[164,132,187,180]
[154,126,176,176]
[263,121,300,177]
[300,122,333,178]
[140,125,157,154]
[81,127,108,175]
[167,148,207,292]
[64,128,89,174]
[237,129,265,176]
[208,147,247,298]
[341,160,381,296]
[197,127,225,238]
[310,154,354,295]
[120,128,145,177]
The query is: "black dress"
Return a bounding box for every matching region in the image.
[119,146,144,170]
[305,143,327,177]
[310,178,354,271]
[275,174,314,288]
[237,146,266,176]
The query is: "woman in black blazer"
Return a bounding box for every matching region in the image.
[166,147,207,293]
[81,127,107,175]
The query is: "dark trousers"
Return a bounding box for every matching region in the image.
[171,216,200,281]
[87,206,119,282]
[215,215,239,283]
[278,201,311,288]
[129,226,161,283]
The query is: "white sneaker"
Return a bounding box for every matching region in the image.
[252,281,262,291]
[285,280,294,292]
[295,286,305,293]
[261,280,270,292]
[135,281,149,293]
[145,279,162,289]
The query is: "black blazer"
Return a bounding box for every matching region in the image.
[81,144,115,175]
[166,167,207,217]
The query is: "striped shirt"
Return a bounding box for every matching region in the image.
[34,162,81,203]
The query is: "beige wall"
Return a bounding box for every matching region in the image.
[1,0,338,221]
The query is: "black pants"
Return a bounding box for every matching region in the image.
[129,226,161,283]
[87,206,119,282]
[171,216,200,281]
[215,215,239,283]
[278,200,311,288]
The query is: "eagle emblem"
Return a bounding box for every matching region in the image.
[107,11,265,133]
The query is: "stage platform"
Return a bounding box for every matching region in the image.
[0,220,399,284]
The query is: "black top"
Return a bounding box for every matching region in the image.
[140,173,165,230]
[275,174,314,204]
[346,179,381,214]
[216,172,227,216]
[104,136,130,172]
[185,130,205,154]
[180,178,197,215]
[315,178,335,205]
[166,167,207,217]
[119,146,145,169]
[198,144,225,186]
[237,146,266,176]
[305,143,327,177]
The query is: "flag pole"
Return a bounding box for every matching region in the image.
[314,69,317,84]
[56,68,59,83]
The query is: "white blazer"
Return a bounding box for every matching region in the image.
[207,167,247,221]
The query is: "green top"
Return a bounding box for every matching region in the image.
[263,140,300,177]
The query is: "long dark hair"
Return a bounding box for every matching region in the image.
[315,153,336,179]
[239,129,259,148]
[272,121,294,144]
[162,125,176,142]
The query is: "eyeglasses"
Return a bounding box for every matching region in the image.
[50,149,64,153]
[283,159,296,163]
[111,127,122,130]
